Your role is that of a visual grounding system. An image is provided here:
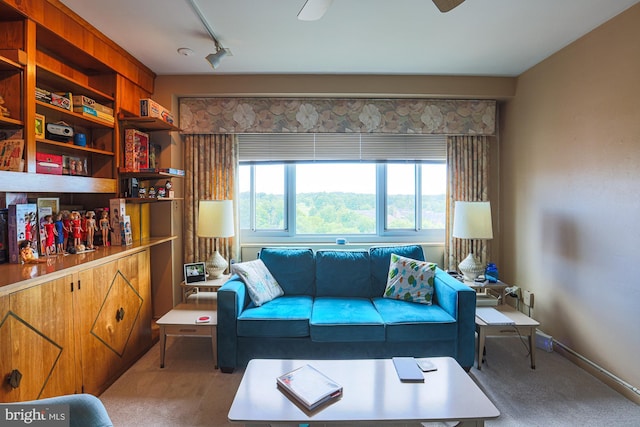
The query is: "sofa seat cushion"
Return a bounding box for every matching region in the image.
[310,297,385,342]
[238,295,313,338]
[372,297,456,342]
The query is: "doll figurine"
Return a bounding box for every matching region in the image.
[99,210,110,246]
[19,240,46,264]
[61,210,71,250]
[43,214,57,256]
[85,211,98,249]
[71,211,83,248]
[54,212,65,254]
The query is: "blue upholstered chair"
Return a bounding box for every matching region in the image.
[6,394,113,427]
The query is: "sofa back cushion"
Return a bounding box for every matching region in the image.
[315,250,372,297]
[259,247,315,295]
[369,245,425,296]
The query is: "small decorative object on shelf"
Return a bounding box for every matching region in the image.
[85,211,98,249]
[19,240,46,264]
[99,210,110,247]
[157,186,166,198]
[485,263,499,283]
[148,186,156,198]
[0,95,11,117]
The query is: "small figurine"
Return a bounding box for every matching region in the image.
[61,210,71,250]
[70,211,83,248]
[54,212,65,254]
[19,240,46,264]
[0,95,10,117]
[85,211,98,249]
[157,187,166,198]
[43,214,57,256]
[165,180,172,191]
[148,186,156,198]
[99,210,110,246]
[139,186,147,198]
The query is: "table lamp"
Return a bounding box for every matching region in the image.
[197,200,235,278]
[452,201,493,281]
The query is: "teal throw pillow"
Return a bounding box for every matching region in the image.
[384,253,436,305]
[231,258,284,306]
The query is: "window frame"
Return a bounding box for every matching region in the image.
[239,161,446,244]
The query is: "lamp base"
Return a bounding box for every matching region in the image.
[206,250,228,279]
[458,252,484,282]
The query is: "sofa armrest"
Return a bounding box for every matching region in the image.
[217,275,248,372]
[433,269,476,369]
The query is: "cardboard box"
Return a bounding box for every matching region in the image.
[8,203,38,264]
[36,152,63,175]
[124,129,150,170]
[109,198,127,246]
[140,98,174,125]
[51,92,72,111]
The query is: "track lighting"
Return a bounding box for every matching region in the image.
[206,48,230,69]
[188,0,231,70]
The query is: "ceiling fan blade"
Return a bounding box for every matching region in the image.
[432,0,465,13]
[298,0,334,21]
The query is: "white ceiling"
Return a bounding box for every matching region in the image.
[60,0,639,77]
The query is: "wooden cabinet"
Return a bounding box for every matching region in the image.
[0,275,78,402]
[0,248,152,402]
[75,249,151,395]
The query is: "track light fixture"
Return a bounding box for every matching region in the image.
[206,47,230,69]
[187,0,231,70]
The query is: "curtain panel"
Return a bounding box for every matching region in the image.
[445,135,491,271]
[184,134,239,269]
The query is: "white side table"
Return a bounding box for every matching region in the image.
[180,273,229,303]
[156,303,218,368]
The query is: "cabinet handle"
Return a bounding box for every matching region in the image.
[7,369,22,389]
[116,307,125,322]
[78,280,81,290]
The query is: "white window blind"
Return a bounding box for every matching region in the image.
[238,134,446,162]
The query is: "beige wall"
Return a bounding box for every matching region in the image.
[501,3,640,402]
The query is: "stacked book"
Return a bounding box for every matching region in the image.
[276,364,342,411]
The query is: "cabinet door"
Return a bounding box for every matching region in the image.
[0,276,77,402]
[75,250,151,394]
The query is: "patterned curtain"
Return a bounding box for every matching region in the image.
[445,135,490,271]
[184,134,239,270]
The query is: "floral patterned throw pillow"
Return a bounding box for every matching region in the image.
[383,253,436,305]
[231,258,284,306]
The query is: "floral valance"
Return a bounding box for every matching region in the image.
[179,98,496,135]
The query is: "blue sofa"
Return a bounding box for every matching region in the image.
[217,245,476,373]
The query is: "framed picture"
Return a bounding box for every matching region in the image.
[37,197,60,215]
[184,262,207,284]
[35,113,45,139]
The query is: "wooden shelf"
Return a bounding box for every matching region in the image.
[36,101,115,128]
[123,197,183,204]
[37,138,115,156]
[0,54,22,71]
[119,116,180,132]
[0,115,23,128]
[36,65,115,103]
[118,168,184,180]
[0,170,116,193]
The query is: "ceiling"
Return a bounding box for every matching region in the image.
[60,0,639,77]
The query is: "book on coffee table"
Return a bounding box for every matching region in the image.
[276,364,343,411]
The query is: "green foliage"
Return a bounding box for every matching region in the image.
[239,191,445,233]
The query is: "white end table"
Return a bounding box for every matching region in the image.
[180,274,229,303]
[156,303,217,368]
[475,304,540,370]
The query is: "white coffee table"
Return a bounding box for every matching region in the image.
[156,303,217,368]
[228,357,499,426]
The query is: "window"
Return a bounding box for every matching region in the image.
[238,134,446,243]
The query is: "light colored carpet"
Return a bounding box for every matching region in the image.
[100,336,639,426]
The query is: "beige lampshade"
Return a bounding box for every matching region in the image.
[197,200,235,238]
[452,201,493,240]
